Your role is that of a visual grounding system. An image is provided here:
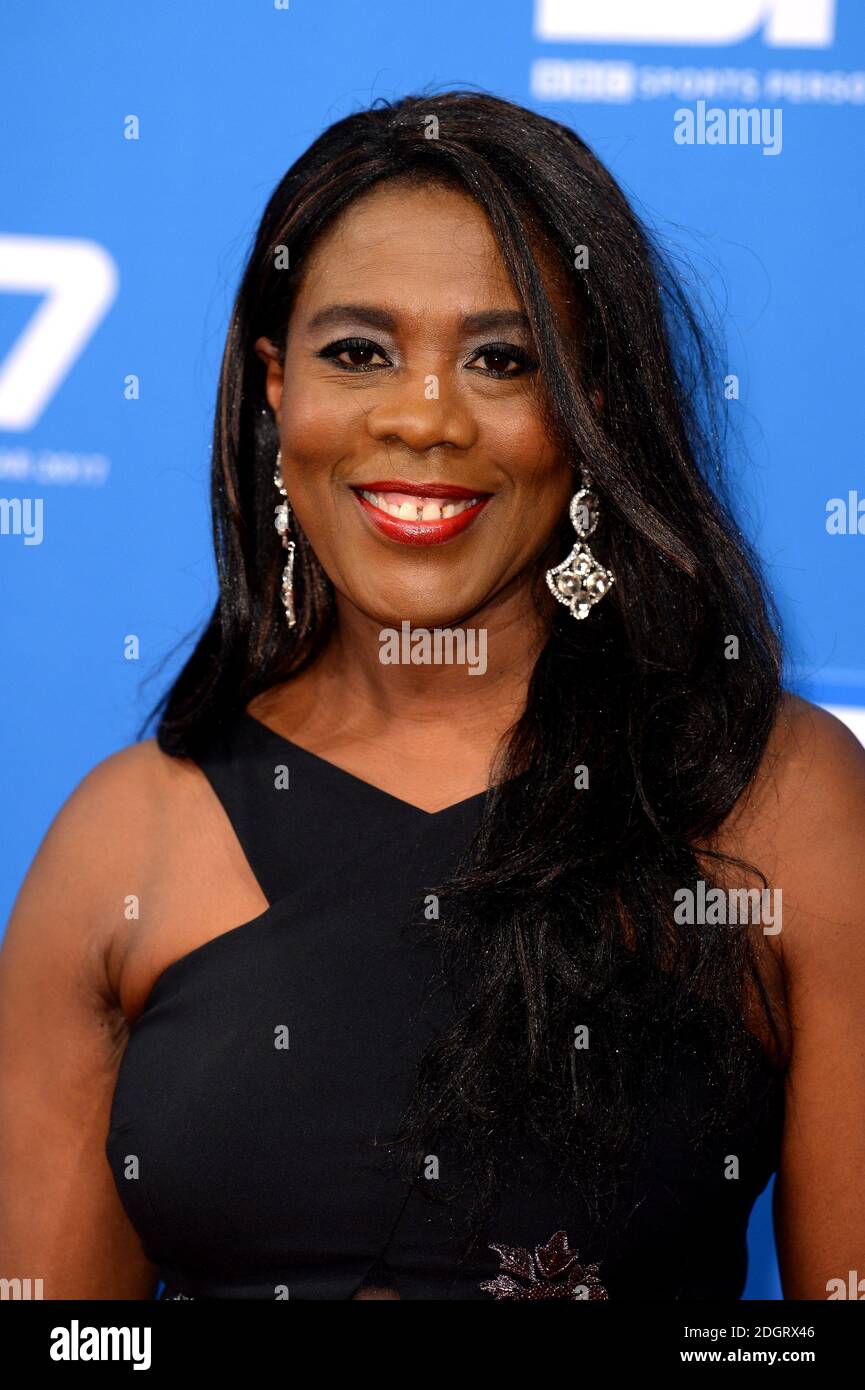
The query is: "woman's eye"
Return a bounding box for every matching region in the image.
[316,337,535,378]
[467,344,536,378]
[318,337,391,371]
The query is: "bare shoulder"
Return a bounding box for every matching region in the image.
[763,690,865,790]
[24,737,207,892]
[739,703,865,1296]
[64,735,202,824]
[2,738,207,1003]
[718,692,865,845]
[714,692,865,968]
[4,723,271,1029]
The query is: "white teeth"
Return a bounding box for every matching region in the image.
[358,488,482,521]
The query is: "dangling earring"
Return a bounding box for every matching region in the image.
[545,472,615,620]
[273,447,297,629]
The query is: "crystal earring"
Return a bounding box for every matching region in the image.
[545,473,615,620]
[273,447,297,629]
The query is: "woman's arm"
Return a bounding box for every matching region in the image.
[719,695,865,1299]
[0,748,160,1299]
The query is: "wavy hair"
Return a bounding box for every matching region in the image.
[146,90,787,1245]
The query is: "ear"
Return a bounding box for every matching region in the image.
[254,336,284,418]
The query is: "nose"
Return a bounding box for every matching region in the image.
[364,372,478,454]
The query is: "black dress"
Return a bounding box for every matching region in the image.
[106,711,785,1300]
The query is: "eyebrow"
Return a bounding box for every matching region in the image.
[305,303,531,336]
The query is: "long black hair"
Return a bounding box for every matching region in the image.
[146,89,787,1243]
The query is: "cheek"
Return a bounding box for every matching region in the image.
[278,376,354,475]
[490,411,573,512]
[478,388,562,472]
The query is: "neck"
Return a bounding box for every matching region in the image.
[257,581,550,780]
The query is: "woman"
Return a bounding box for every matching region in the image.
[1,91,863,1302]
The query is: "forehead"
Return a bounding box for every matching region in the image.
[291,180,573,328]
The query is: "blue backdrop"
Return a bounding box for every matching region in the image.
[2,0,864,1300]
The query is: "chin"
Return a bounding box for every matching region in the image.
[341,577,484,632]
[366,603,480,633]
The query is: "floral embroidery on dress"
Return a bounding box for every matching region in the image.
[480,1229,609,1300]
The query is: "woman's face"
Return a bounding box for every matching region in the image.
[256,180,576,630]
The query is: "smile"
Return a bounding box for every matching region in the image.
[350,480,491,546]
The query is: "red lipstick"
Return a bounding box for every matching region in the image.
[350,480,491,547]
[356,480,481,499]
